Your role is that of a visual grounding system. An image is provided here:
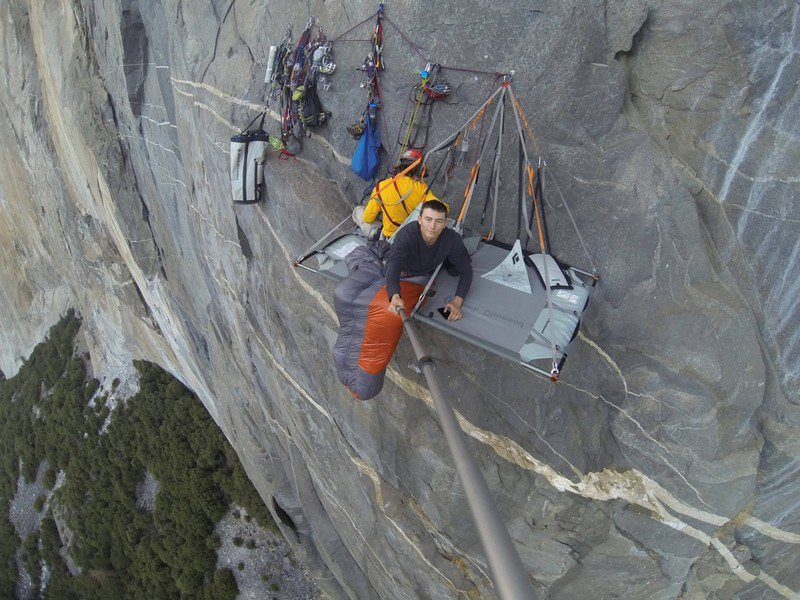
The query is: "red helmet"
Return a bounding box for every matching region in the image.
[400,148,423,163]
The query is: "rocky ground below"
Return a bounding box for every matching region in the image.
[9,462,60,600]
[215,504,319,600]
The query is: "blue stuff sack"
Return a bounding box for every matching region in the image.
[351,116,381,181]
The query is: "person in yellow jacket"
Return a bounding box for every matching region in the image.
[354,149,438,238]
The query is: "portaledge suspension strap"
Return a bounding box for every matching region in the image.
[506,85,560,378]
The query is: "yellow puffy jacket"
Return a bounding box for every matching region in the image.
[362,176,438,237]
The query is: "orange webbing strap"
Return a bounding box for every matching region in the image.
[464,163,479,201]
[452,131,464,151]
[513,96,542,157]
[372,156,423,198]
[527,164,535,196]
[469,96,494,131]
[458,163,480,223]
[528,164,547,253]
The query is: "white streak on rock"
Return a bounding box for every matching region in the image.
[255,206,338,322]
[140,114,178,129]
[250,323,331,422]
[578,330,628,393]
[172,86,237,131]
[170,78,351,165]
[101,62,171,78]
[718,6,799,210]
[744,515,800,544]
[119,133,177,156]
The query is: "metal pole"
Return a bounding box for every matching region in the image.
[399,309,538,600]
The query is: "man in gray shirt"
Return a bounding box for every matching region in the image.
[385,200,473,321]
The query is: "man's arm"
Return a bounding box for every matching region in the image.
[449,235,473,300]
[362,195,382,224]
[384,229,411,306]
[437,233,471,321]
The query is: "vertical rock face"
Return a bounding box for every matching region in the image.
[0,0,797,598]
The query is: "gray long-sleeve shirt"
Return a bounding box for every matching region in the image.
[385,224,472,300]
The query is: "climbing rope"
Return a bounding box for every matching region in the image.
[382,16,428,62]
[330,11,379,43]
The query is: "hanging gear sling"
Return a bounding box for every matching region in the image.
[271,19,334,151]
[396,63,445,161]
[346,4,386,179]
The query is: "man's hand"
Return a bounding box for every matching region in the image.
[389,294,405,315]
[443,296,463,321]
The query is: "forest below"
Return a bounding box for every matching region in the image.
[0,313,282,599]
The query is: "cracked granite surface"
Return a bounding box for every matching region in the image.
[0,0,798,598]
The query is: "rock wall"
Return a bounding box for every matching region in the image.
[0,0,798,598]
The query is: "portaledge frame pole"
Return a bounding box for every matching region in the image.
[399,309,537,600]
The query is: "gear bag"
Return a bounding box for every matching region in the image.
[230,113,278,204]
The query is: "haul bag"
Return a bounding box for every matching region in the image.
[230,113,272,204]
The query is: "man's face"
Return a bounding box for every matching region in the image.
[418,208,447,243]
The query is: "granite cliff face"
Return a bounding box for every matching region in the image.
[1,0,798,598]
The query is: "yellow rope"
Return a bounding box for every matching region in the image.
[400,80,428,154]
